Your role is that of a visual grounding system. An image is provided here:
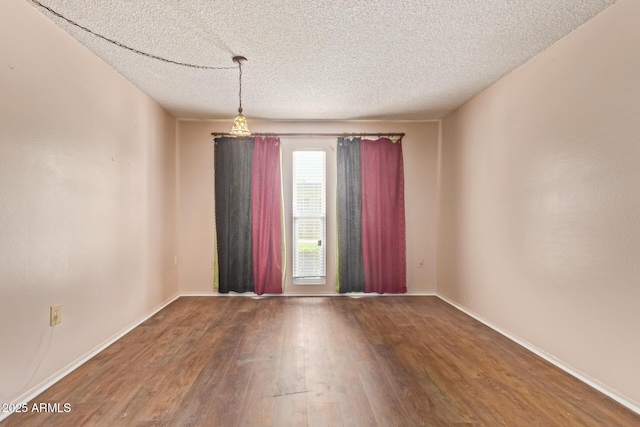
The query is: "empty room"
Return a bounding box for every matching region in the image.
[1,0,639,425]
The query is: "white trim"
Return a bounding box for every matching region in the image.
[179,292,437,297]
[0,293,180,423]
[180,292,217,296]
[437,294,640,415]
[404,292,437,296]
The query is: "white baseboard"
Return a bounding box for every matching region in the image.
[437,294,640,415]
[0,293,180,423]
[179,292,217,296]
[180,291,437,297]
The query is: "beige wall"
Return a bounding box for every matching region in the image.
[178,120,439,294]
[0,0,178,406]
[438,0,640,407]
[5,0,635,414]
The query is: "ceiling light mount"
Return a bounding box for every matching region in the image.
[230,55,251,136]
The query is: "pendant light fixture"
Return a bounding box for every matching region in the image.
[230,55,251,137]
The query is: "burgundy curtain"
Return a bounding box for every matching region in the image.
[251,137,283,295]
[360,138,406,294]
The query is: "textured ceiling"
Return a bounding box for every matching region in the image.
[31,0,617,120]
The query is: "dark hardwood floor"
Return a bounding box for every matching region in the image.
[3,296,638,426]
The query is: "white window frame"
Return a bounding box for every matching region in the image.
[292,150,326,284]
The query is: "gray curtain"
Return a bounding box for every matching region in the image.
[214,137,255,293]
[337,137,365,293]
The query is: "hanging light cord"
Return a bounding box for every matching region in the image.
[30,0,235,70]
[238,61,243,113]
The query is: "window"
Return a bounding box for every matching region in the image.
[292,151,326,284]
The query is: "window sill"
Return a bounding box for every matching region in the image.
[293,277,326,285]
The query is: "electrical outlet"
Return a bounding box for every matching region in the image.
[50,304,62,326]
[418,259,425,268]
[174,255,178,265]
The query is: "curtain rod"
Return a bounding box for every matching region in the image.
[210,132,405,138]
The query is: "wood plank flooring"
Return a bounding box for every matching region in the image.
[2,296,638,426]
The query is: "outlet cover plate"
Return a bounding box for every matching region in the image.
[50,304,62,326]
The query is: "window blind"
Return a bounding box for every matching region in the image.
[292,151,326,280]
